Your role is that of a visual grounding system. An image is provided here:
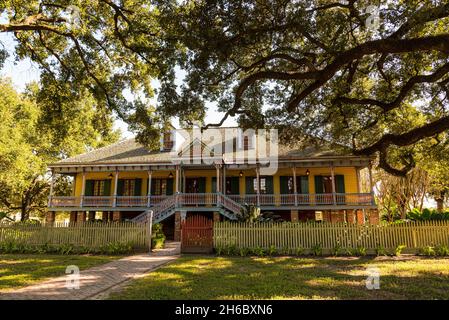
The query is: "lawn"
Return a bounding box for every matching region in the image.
[0,254,122,291]
[109,255,449,300]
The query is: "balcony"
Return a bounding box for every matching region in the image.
[48,193,375,210]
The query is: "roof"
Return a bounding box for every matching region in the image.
[51,133,364,167]
[56,138,173,165]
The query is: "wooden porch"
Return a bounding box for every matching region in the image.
[48,192,375,211]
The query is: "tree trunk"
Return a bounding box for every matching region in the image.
[20,207,29,221]
[436,198,444,213]
[20,196,30,221]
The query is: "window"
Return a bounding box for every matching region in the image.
[246,176,273,194]
[93,181,104,196]
[163,132,174,151]
[122,180,135,196]
[243,134,255,150]
[243,136,250,150]
[314,175,345,194]
[85,179,111,196]
[93,180,105,196]
[212,177,239,194]
[152,179,167,195]
[280,176,309,194]
[287,177,294,193]
[253,178,267,193]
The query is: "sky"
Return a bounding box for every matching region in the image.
[0,32,237,139]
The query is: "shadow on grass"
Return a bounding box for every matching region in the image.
[0,254,118,290]
[110,255,449,300]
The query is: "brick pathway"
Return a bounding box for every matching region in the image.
[0,242,180,300]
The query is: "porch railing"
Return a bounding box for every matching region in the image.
[49,192,375,208]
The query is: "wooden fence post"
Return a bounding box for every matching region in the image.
[147,211,153,253]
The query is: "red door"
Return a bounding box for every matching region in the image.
[181,215,213,253]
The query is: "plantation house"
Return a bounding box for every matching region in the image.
[47,128,379,240]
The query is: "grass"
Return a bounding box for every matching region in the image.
[109,255,449,300]
[0,254,122,291]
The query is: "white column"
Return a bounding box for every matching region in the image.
[331,164,336,205]
[147,170,152,207]
[175,166,180,193]
[113,170,119,207]
[48,170,55,207]
[368,162,374,205]
[182,168,186,193]
[356,167,361,193]
[80,170,86,207]
[215,164,220,193]
[216,164,221,207]
[292,167,298,206]
[222,164,226,194]
[256,166,260,207]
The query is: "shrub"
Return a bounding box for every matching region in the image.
[267,245,278,256]
[345,248,355,256]
[280,246,290,256]
[151,223,166,249]
[332,244,343,257]
[98,242,132,255]
[152,236,165,249]
[252,246,265,257]
[435,245,449,256]
[215,246,224,256]
[238,247,250,257]
[58,244,75,255]
[311,243,322,256]
[375,245,387,256]
[420,246,436,256]
[0,241,133,255]
[355,246,367,256]
[407,208,449,221]
[224,244,238,256]
[394,244,406,256]
[295,247,305,256]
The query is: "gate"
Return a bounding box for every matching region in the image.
[181,215,213,253]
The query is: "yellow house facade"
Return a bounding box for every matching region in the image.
[47,128,378,240]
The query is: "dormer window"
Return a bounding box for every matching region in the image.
[161,131,175,151]
[243,135,252,150]
[240,131,256,150]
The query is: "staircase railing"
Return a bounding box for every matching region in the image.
[218,193,244,216]
[132,195,177,223]
[132,193,243,224]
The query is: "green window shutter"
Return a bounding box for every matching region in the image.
[211,177,217,193]
[166,178,174,195]
[314,176,324,194]
[151,179,156,195]
[199,177,206,193]
[103,180,112,196]
[265,176,274,194]
[299,176,309,194]
[134,179,142,196]
[280,176,289,194]
[245,177,255,194]
[230,177,239,194]
[85,180,94,196]
[336,175,345,193]
[117,179,125,196]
